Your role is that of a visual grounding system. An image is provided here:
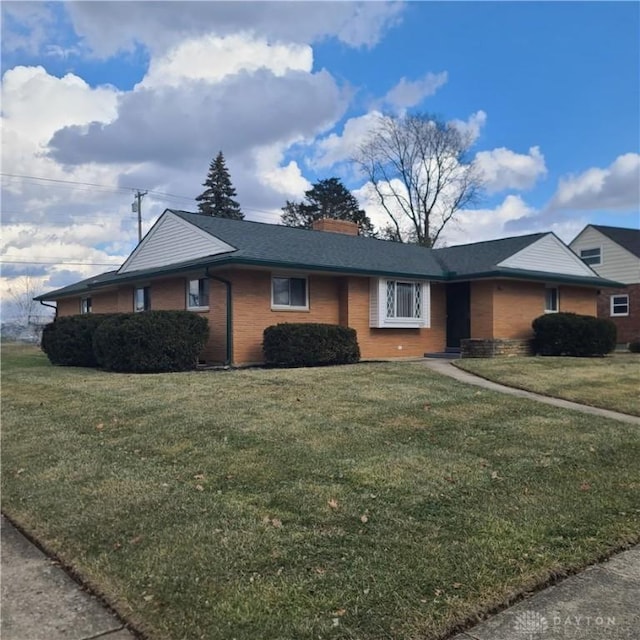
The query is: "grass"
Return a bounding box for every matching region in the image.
[2,344,639,640]
[455,354,640,416]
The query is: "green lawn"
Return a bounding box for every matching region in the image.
[455,354,640,416]
[2,345,639,640]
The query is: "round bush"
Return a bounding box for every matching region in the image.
[628,339,640,353]
[263,323,360,367]
[532,312,616,357]
[93,311,209,373]
[41,314,116,367]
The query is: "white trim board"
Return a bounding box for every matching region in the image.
[119,210,235,274]
[498,233,598,277]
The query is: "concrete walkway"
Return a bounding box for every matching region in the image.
[451,546,640,640]
[1,515,136,640]
[424,358,640,425]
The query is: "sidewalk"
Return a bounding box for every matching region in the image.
[451,546,640,639]
[1,515,136,640]
[423,358,640,426]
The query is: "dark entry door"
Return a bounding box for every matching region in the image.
[446,282,471,349]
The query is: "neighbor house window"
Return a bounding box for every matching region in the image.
[610,294,629,317]
[271,276,308,309]
[579,247,601,266]
[187,278,209,309]
[134,286,151,312]
[545,287,559,313]
[81,297,92,314]
[386,281,422,320]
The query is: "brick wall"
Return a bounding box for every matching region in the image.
[343,277,446,359]
[597,284,640,344]
[56,298,80,316]
[468,280,598,341]
[470,281,493,338]
[230,270,342,364]
[560,285,597,316]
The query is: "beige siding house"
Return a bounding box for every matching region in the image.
[570,225,640,344]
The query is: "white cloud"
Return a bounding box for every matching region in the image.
[313,111,382,169]
[63,2,405,57]
[475,146,547,194]
[549,153,640,211]
[48,69,347,168]
[382,71,448,111]
[140,34,313,89]
[253,145,312,203]
[449,110,487,144]
[1,3,56,55]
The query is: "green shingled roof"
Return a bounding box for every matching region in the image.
[34,209,622,301]
[590,225,640,258]
[433,233,548,276]
[169,210,446,278]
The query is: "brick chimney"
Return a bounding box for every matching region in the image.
[311,218,359,236]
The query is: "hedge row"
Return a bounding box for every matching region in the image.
[41,314,116,367]
[42,311,209,373]
[532,312,616,356]
[263,323,360,367]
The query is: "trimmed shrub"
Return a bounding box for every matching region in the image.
[93,311,209,373]
[532,312,616,357]
[629,339,640,353]
[263,323,360,367]
[41,314,116,367]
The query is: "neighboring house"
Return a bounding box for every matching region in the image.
[35,209,619,365]
[570,225,640,345]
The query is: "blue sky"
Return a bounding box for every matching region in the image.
[1,1,638,317]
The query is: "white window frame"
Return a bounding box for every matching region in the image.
[186,278,209,311]
[544,286,559,313]
[579,247,602,266]
[370,278,430,328]
[80,297,92,314]
[134,286,151,312]
[271,275,309,311]
[610,294,629,317]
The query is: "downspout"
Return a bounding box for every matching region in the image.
[39,300,58,319]
[205,268,233,366]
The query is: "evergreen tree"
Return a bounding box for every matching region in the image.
[281,177,376,236]
[195,152,244,219]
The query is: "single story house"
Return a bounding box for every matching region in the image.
[36,209,621,365]
[569,224,640,345]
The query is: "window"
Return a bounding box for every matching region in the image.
[545,287,559,313]
[610,294,629,317]
[579,247,601,266]
[370,279,430,328]
[187,278,209,309]
[81,297,92,314]
[386,281,422,319]
[134,286,151,312]
[271,276,308,309]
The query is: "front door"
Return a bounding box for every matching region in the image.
[446,282,471,349]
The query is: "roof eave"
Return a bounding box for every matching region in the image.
[447,268,625,287]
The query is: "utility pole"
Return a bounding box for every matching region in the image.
[131,190,148,243]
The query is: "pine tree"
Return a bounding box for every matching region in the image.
[281,177,376,236]
[195,152,244,219]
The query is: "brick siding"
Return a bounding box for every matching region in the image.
[597,284,640,344]
[53,272,599,365]
[470,280,597,340]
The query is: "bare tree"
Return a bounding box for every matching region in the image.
[355,113,483,247]
[6,274,50,342]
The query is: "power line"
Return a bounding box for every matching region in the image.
[1,171,284,220]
